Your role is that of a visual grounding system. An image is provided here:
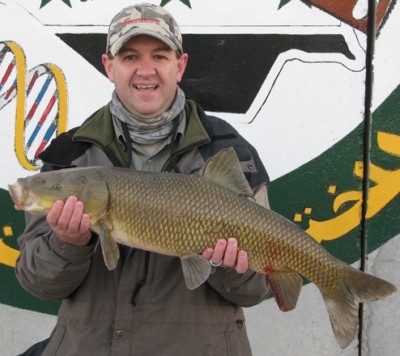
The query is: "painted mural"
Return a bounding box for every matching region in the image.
[0,0,399,355]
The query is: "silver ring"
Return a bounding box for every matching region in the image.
[210,259,223,267]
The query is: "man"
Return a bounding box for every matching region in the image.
[16,3,270,355]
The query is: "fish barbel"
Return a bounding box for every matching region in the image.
[8,148,396,349]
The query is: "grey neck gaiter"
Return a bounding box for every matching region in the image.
[110,87,185,145]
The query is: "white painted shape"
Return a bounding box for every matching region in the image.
[372,1,400,110]
[0,0,113,189]
[363,234,400,355]
[13,0,338,28]
[247,235,400,356]
[1,1,399,354]
[245,283,359,356]
[230,60,366,180]
[211,24,367,124]
[4,0,369,184]
[0,303,56,356]
[353,0,369,20]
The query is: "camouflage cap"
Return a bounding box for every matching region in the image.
[106,3,183,57]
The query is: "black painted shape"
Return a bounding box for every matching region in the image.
[57,33,354,113]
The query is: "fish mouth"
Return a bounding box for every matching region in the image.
[8,183,34,211]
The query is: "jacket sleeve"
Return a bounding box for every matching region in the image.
[15,211,95,300]
[207,268,270,307]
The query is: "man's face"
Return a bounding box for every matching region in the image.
[102,35,188,119]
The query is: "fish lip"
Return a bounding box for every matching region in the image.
[8,183,33,210]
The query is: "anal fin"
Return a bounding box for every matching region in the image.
[267,271,303,311]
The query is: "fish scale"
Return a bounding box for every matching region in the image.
[8,147,396,349]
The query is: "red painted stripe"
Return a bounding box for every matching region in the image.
[27,102,39,120]
[38,95,56,125]
[0,61,15,85]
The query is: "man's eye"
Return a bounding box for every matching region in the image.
[124,55,137,61]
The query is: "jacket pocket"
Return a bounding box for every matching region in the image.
[224,320,252,356]
[42,325,66,356]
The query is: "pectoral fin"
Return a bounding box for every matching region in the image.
[80,170,109,224]
[267,271,303,311]
[99,221,120,270]
[181,254,212,290]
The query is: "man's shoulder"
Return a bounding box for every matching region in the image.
[188,100,270,186]
[38,126,91,167]
[188,100,238,138]
[189,101,252,159]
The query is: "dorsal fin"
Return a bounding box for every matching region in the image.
[199,148,253,197]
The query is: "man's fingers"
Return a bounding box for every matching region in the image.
[56,196,78,230]
[46,200,65,228]
[235,250,249,274]
[202,238,249,274]
[210,239,227,265]
[79,213,91,235]
[202,247,214,260]
[69,201,85,233]
[45,196,92,246]
[222,238,238,268]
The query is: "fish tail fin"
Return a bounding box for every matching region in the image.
[321,266,396,349]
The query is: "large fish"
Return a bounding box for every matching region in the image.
[9,148,396,349]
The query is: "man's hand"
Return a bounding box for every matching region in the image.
[46,196,92,246]
[202,238,248,274]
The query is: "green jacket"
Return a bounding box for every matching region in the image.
[16,100,270,356]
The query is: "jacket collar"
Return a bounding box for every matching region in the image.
[72,100,211,168]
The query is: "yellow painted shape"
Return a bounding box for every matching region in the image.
[5,41,33,170]
[45,63,68,135]
[304,207,312,215]
[327,185,337,194]
[5,42,68,171]
[306,131,400,243]
[0,239,19,268]
[378,131,400,157]
[3,226,13,237]
[294,213,302,222]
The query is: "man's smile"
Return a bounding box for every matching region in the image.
[135,84,159,91]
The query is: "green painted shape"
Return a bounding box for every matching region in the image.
[269,85,400,264]
[160,0,192,8]
[0,188,60,315]
[269,124,364,264]
[40,0,72,8]
[368,84,400,251]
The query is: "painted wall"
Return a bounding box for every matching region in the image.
[0,0,399,355]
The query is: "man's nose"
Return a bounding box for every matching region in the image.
[136,59,156,77]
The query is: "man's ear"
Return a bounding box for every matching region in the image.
[102,54,115,82]
[177,53,189,83]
